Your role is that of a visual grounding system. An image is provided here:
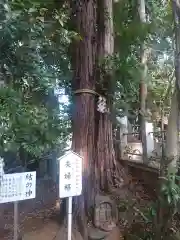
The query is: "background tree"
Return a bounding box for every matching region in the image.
[165,0,180,170]
[0,0,72,165]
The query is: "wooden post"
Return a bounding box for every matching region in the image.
[118,116,128,159]
[14,201,18,240]
[145,122,154,157]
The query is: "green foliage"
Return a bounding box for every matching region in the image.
[123,170,180,240]
[0,0,72,158]
[147,58,174,117]
[0,0,173,160]
[113,0,174,119]
[160,173,180,210]
[113,0,143,112]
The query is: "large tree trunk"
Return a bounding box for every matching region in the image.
[70,0,127,238]
[96,0,126,190]
[165,0,180,171]
[71,1,97,239]
[96,0,115,190]
[138,0,148,163]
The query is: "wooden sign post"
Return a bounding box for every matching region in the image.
[58,151,83,240]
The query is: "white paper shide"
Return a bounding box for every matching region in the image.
[59,151,82,198]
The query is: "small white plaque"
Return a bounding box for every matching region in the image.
[0,171,36,203]
[59,151,82,198]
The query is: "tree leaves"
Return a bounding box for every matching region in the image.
[0,1,72,159]
[113,0,174,119]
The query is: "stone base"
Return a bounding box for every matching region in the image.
[88,226,123,240]
[104,227,123,240]
[88,227,109,240]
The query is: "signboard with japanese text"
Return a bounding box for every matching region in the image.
[59,151,82,198]
[0,171,36,203]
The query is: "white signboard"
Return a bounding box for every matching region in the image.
[59,151,82,198]
[0,171,36,203]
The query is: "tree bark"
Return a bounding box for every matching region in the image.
[166,91,179,170]
[71,1,97,238]
[138,0,148,163]
[96,0,114,190]
[165,0,180,172]
[70,0,128,238]
[96,0,126,190]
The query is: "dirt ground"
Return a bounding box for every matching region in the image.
[0,178,59,239]
[22,222,123,240]
[0,177,123,240]
[22,221,60,240]
[0,166,155,240]
[21,213,63,240]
